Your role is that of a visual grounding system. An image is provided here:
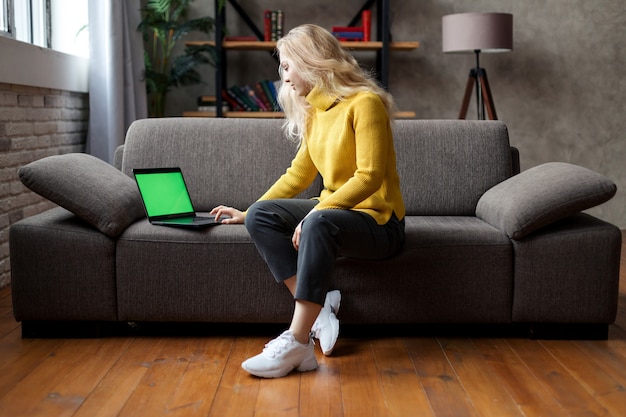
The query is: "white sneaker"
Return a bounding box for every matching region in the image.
[311,290,341,356]
[241,330,318,378]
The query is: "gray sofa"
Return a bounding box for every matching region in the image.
[10,118,621,338]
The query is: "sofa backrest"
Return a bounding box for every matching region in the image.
[122,118,512,215]
[394,120,512,215]
[121,117,318,211]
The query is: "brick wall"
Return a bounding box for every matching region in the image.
[0,83,89,288]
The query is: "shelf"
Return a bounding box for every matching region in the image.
[183,110,417,119]
[187,40,419,51]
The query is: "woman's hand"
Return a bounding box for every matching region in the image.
[210,205,245,224]
[292,208,316,250]
[292,221,303,250]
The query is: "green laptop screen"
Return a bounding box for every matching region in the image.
[134,171,194,217]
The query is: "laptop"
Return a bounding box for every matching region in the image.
[133,167,225,229]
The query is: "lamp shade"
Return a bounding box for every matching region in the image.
[442,12,513,53]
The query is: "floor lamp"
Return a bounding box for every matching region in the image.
[442,12,513,120]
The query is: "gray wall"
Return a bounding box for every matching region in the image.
[167,0,625,228]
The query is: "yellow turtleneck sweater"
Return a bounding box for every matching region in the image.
[256,87,405,225]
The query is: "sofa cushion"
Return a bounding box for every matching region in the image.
[476,162,617,240]
[19,153,145,237]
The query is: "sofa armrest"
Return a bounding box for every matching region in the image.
[510,146,520,175]
[114,145,125,171]
[476,162,617,240]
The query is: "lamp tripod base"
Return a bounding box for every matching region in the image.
[459,67,498,120]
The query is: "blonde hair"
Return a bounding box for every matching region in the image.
[276,24,396,142]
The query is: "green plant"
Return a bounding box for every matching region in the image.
[139,0,223,117]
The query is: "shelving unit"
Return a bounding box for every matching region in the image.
[183,0,419,118]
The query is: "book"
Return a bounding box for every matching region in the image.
[221,90,243,111]
[226,86,254,111]
[243,85,269,111]
[198,105,230,112]
[197,95,217,106]
[331,26,363,33]
[362,10,371,41]
[255,82,273,110]
[270,80,282,111]
[333,32,364,40]
[237,86,261,111]
[222,80,282,112]
[271,11,277,41]
[276,10,284,39]
[264,10,272,41]
[260,80,278,111]
[265,10,285,41]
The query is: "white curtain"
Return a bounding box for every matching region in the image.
[87,0,147,163]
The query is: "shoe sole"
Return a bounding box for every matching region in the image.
[321,313,340,356]
[241,356,318,378]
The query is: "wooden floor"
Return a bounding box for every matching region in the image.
[0,233,625,417]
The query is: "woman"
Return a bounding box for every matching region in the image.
[211,24,405,378]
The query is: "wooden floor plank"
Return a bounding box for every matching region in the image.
[206,336,263,417]
[164,337,233,417]
[0,338,119,416]
[581,328,626,377]
[35,338,132,417]
[473,338,569,417]
[507,338,610,416]
[0,330,65,400]
[116,337,201,417]
[370,337,435,417]
[0,306,19,339]
[71,337,165,417]
[544,339,626,417]
[299,353,344,417]
[338,338,388,417]
[0,286,11,305]
[439,338,525,417]
[253,371,300,417]
[405,338,481,417]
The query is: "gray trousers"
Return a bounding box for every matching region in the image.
[245,199,405,305]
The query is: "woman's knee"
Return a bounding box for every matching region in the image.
[244,200,269,234]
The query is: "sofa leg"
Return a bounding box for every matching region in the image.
[528,323,609,340]
[21,321,110,338]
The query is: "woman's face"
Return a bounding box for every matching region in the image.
[280,58,310,97]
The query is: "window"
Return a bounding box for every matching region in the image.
[14,0,50,47]
[0,0,88,57]
[0,0,11,35]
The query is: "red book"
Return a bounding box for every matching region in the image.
[264,10,272,41]
[332,26,363,32]
[362,10,371,41]
[221,90,242,111]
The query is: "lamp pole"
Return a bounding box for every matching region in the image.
[474,49,483,120]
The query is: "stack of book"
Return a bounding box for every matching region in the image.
[222,80,282,112]
[264,10,285,41]
[332,10,371,41]
[197,96,229,113]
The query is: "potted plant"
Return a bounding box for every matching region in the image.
[139,0,224,117]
